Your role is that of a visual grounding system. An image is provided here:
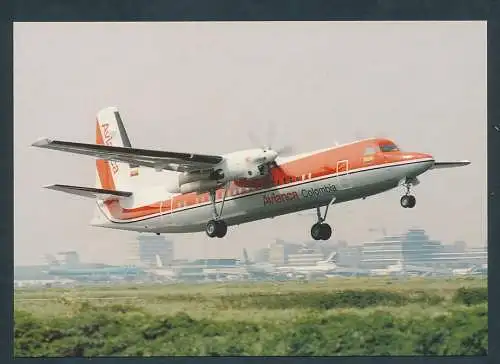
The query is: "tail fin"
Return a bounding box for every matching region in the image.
[95,107,139,191]
[155,254,163,268]
[326,251,337,263]
[242,248,250,264]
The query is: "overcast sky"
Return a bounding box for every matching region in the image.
[14,21,486,266]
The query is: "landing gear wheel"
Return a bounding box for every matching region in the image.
[311,223,323,240]
[206,220,228,238]
[407,195,416,208]
[215,220,227,238]
[206,220,218,238]
[400,195,416,209]
[311,223,333,240]
[319,223,332,240]
[205,184,230,238]
[310,202,335,241]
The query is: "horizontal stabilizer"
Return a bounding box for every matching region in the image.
[431,160,471,169]
[44,184,132,200]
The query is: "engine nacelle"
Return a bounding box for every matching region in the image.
[167,152,273,194]
[179,171,212,185]
[214,157,268,183]
[180,180,219,194]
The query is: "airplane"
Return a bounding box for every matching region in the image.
[32,107,471,240]
[452,266,478,276]
[275,251,338,276]
[239,248,276,274]
[143,255,177,281]
[369,260,451,277]
[43,253,145,281]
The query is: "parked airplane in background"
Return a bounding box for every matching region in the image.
[275,251,338,276]
[369,260,451,277]
[239,248,275,275]
[43,254,144,281]
[144,255,176,281]
[32,107,470,240]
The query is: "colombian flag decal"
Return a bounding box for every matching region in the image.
[363,156,374,163]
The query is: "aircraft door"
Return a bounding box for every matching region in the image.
[159,198,173,222]
[159,201,164,222]
[336,160,352,190]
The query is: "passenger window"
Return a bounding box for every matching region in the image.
[364,146,376,155]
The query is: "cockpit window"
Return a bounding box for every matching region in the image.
[379,143,399,152]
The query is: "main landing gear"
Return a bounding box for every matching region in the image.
[400,182,416,209]
[310,204,333,241]
[205,185,229,238]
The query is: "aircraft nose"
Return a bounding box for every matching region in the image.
[401,152,434,161]
[416,152,434,161]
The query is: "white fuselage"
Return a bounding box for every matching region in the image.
[92,157,435,234]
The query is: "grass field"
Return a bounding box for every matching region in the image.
[14,277,488,356]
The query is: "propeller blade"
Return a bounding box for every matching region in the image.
[354,131,365,140]
[266,120,276,149]
[247,131,262,148]
[275,145,295,156]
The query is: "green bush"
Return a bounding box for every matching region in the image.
[14,303,487,356]
[216,289,443,310]
[452,287,488,306]
[14,284,487,357]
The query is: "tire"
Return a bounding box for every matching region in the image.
[320,223,332,240]
[311,223,323,240]
[205,220,218,238]
[400,195,410,208]
[215,220,228,238]
[407,195,416,208]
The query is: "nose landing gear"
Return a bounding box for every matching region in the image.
[400,194,416,208]
[400,181,416,209]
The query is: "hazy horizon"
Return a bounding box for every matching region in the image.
[14,21,486,266]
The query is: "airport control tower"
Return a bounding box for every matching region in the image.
[127,235,174,267]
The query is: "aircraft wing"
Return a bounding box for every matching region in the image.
[430,160,471,169]
[32,138,224,172]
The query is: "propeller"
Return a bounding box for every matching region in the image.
[354,130,388,141]
[274,145,295,155]
[247,121,296,159]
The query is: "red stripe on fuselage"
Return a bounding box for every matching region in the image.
[101,138,432,221]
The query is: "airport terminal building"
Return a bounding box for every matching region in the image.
[357,229,487,270]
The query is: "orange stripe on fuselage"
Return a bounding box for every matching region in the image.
[101,138,429,222]
[95,120,116,191]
